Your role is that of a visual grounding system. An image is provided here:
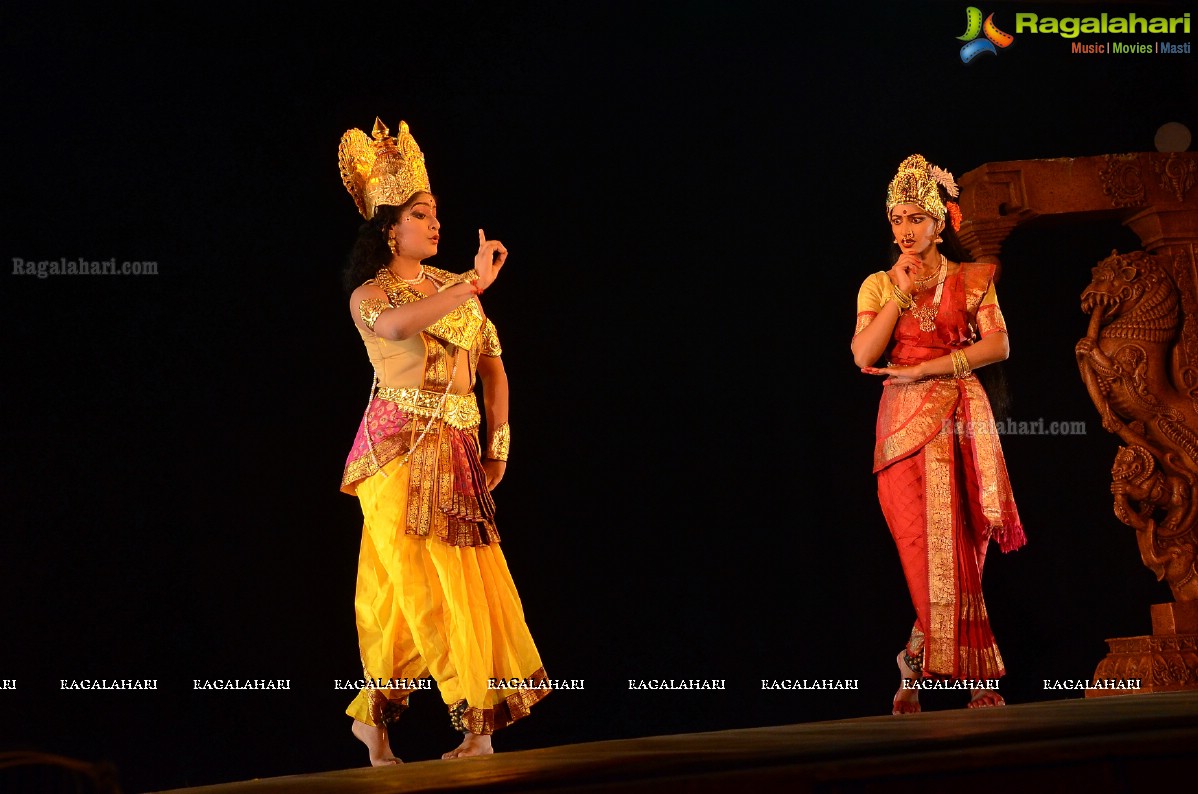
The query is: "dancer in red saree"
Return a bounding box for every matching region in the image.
[852,155,1026,714]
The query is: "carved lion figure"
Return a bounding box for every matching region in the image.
[1078,250,1198,601]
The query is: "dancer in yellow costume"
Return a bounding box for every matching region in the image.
[337,118,549,764]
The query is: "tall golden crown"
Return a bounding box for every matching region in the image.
[885,154,958,221]
[338,118,431,220]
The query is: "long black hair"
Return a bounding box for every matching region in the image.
[341,200,419,294]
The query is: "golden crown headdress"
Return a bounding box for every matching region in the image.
[885,154,959,222]
[338,118,431,220]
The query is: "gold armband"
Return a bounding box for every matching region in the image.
[481,319,502,357]
[486,422,510,461]
[359,298,391,331]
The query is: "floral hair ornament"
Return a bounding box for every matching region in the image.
[946,200,963,232]
[886,154,959,223]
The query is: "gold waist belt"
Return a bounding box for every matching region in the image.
[375,387,481,430]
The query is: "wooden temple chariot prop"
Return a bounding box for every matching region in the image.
[958,151,1198,696]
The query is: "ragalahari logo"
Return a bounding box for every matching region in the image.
[958,7,1015,63]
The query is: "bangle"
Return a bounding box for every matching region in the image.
[486,422,510,461]
[892,284,913,311]
[464,269,484,294]
[952,349,972,378]
[437,278,484,296]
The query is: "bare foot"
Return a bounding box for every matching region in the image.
[892,651,921,715]
[968,689,1006,708]
[441,732,494,759]
[351,719,402,766]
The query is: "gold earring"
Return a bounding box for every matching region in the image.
[387,237,398,254]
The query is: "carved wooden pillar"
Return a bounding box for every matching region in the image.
[958,152,1198,696]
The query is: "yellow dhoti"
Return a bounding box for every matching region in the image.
[346,455,548,734]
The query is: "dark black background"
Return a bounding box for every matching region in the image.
[3,1,1196,791]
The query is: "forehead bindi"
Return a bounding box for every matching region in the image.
[891,208,926,222]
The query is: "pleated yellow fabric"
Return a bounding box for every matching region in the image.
[347,454,547,732]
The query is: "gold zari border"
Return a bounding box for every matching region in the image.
[922,427,957,674]
[874,378,960,472]
[451,667,552,735]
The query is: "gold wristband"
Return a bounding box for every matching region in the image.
[891,284,913,311]
[435,270,483,293]
[487,422,510,461]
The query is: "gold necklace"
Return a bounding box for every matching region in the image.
[908,255,948,333]
[913,266,940,289]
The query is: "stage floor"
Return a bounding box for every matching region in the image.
[151,690,1198,794]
